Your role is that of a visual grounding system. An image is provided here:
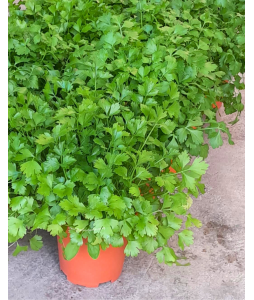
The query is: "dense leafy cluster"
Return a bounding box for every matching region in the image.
[8,0,244,264]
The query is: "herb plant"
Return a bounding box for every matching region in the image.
[8,0,244,265]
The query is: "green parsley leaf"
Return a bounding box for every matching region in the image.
[12,244,28,256]
[178,230,194,250]
[87,243,100,259]
[20,160,42,177]
[30,235,43,251]
[124,241,142,257]
[64,242,80,261]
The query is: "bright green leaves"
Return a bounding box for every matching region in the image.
[8,163,19,181]
[236,35,245,45]
[93,219,119,239]
[12,244,28,257]
[215,0,228,7]
[43,157,60,173]
[158,226,175,240]
[20,160,41,177]
[136,215,159,237]
[166,213,182,231]
[135,167,152,180]
[155,175,176,193]
[87,243,100,260]
[102,31,118,48]
[108,195,127,218]
[30,235,43,251]
[174,24,188,36]
[83,173,100,191]
[138,78,158,97]
[156,247,177,265]
[59,195,86,216]
[208,131,223,149]
[99,186,111,203]
[14,149,34,161]
[199,39,210,51]
[87,194,107,214]
[37,174,53,197]
[36,133,54,145]
[182,159,208,191]
[137,150,154,165]
[175,152,209,192]
[100,100,121,117]
[177,151,190,169]
[200,62,217,76]
[53,181,75,198]
[34,34,41,44]
[11,179,26,195]
[69,230,83,246]
[129,184,140,197]
[188,129,204,145]
[73,220,89,232]
[159,120,176,135]
[109,103,120,116]
[32,208,51,230]
[78,99,98,127]
[141,237,158,254]
[176,128,188,143]
[138,66,150,79]
[108,234,124,248]
[8,217,26,240]
[168,82,179,102]
[8,0,244,263]
[120,220,132,237]
[94,158,112,178]
[187,158,208,177]
[62,156,76,169]
[64,242,80,261]
[185,214,202,229]
[114,166,128,178]
[144,39,157,55]
[114,153,129,166]
[169,193,189,215]
[127,119,147,137]
[47,224,63,236]
[10,196,33,213]
[124,241,142,257]
[178,230,194,250]
[73,17,82,32]
[176,118,204,147]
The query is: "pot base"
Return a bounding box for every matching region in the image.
[57,231,127,288]
[59,266,123,288]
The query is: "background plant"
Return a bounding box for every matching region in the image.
[8,0,244,264]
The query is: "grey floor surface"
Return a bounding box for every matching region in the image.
[8,91,245,300]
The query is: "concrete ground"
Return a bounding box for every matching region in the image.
[8,90,245,300]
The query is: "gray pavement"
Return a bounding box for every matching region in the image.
[8,90,245,300]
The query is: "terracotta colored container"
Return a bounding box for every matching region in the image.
[57,230,127,288]
[212,101,222,109]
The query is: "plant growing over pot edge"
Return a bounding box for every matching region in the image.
[8,0,244,266]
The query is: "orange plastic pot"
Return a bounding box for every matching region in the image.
[57,230,127,288]
[212,101,222,109]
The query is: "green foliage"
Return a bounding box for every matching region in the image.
[30,235,43,251]
[8,0,244,266]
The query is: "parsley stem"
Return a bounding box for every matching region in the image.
[8,242,16,248]
[139,123,157,152]
[94,64,97,97]
[152,208,172,214]
[129,123,157,184]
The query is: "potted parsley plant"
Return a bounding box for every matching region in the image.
[8,0,244,287]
